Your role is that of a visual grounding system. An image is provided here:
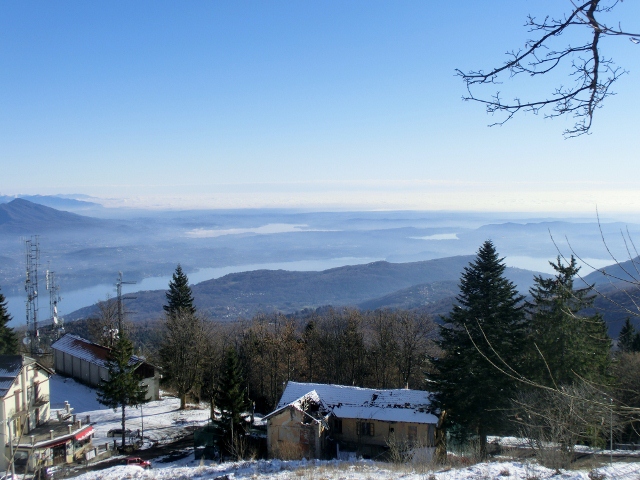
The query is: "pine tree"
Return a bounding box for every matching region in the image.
[618,318,638,353]
[160,265,205,410]
[96,332,148,448]
[429,240,526,459]
[214,347,251,452]
[526,256,610,386]
[159,310,206,409]
[0,287,18,354]
[163,264,196,317]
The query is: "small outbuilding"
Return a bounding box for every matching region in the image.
[264,381,438,460]
[51,334,160,401]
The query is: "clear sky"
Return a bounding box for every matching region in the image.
[1,1,639,212]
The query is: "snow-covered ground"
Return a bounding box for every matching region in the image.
[50,375,107,413]
[50,376,640,479]
[49,374,210,447]
[68,457,640,480]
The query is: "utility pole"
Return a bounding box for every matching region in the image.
[115,272,136,333]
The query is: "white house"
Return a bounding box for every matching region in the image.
[0,355,94,474]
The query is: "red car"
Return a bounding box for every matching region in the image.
[126,457,151,469]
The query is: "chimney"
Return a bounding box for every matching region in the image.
[30,435,35,446]
[49,430,54,440]
[67,425,72,434]
[65,401,70,413]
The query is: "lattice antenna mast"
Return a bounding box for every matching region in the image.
[46,264,64,338]
[115,272,136,333]
[24,236,40,355]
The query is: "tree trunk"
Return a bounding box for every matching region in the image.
[477,425,487,460]
[180,393,187,410]
[121,404,126,448]
[435,410,447,464]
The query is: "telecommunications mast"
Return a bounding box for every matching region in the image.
[24,236,40,355]
[46,265,64,338]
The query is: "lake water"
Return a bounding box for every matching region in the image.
[5,256,379,325]
[6,254,613,327]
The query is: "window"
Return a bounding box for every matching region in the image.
[334,419,342,434]
[358,422,375,436]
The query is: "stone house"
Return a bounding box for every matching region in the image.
[264,381,438,459]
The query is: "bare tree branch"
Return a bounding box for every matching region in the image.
[458,0,637,137]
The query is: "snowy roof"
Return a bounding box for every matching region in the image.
[269,382,438,424]
[0,355,52,398]
[51,334,146,369]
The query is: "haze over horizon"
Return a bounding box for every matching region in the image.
[1,2,639,212]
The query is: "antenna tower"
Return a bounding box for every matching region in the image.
[24,236,40,355]
[46,265,64,338]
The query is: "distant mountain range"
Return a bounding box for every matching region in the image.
[64,256,545,323]
[0,199,107,233]
[3,198,639,338]
[0,195,102,211]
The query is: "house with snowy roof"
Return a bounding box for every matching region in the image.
[0,355,94,475]
[51,333,160,401]
[264,381,438,459]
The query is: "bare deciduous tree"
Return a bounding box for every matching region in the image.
[459,0,639,137]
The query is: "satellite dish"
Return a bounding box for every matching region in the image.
[22,337,31,346]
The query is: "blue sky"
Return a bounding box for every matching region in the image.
[1,1,639,212]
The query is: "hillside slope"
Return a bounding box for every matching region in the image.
[65,256,543,322]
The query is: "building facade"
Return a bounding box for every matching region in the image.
[51,334,160,401]
[265,382,438,460]
[0,355,95,474]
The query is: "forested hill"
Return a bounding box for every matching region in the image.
[64,256,544,323]
[0,198,107,233]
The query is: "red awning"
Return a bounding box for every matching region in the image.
[74,426,94,442]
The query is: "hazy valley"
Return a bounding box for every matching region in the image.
[1,196,639,336]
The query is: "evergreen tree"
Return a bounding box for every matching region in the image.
[618,318,639,353]
[0,287,18,354]
[159,310,207,409]
[97,332,148,448]
[429,240,526,459]
[163,264,196,317]
[160,265,205,409]
[526,256,610,386]
[214,347,251,451]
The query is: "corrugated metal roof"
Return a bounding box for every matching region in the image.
[272,381,438,424]
[51,334,143,369]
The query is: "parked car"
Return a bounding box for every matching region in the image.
[107,428,132,437]
[126,457,151,469]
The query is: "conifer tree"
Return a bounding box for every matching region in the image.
[526,256,610,386]
[214,347,251,451]
[97,332,148,448]
[163,264,196,317]
[618,318,639,353]
[430,240,525,459]
[0,288,18,354]
[159,265,206,409]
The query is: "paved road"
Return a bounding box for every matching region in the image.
[51,434,195,479]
